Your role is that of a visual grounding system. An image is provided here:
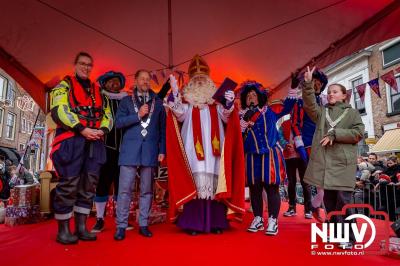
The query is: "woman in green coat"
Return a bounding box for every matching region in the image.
[301,66,365,249]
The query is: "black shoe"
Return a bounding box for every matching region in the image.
[186,230,198,236]
[91,218,105,233]
[56,219,79,245]
[139,226,153,237]
[211,228,223,234]
[114,228,126,241]
[74,213,97,241]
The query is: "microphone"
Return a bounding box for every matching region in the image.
[243,102,256,122]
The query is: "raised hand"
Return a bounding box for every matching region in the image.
[169,74,179,95]
[291,69,301,89]
[304,66,315,83]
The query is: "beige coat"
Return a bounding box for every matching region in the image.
[302,81,365,191]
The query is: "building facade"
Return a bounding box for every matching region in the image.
[0,67,45,173]
[324,36,400,156]
[368,37,400,137]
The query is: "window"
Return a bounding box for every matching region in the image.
[382,41,400,68]
[0,75,6,100]
[0,108,3,137]
[19,143,25,151]
[6,81,15,107]
[27,120,33,133]
[352,77,366,114]
[21,118,26,133]
[357,132,369,155]
[388,74,400,114]
[5,112,16,139]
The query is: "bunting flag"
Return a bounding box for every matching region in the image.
[381,70,398,92]
[160,69,166,79]
[356,83,366,103]
[368,78,381,98]
[150,71,159,85]
[175,70,185,86]
[346,89,352,103]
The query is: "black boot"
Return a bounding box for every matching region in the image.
[56,219,79,245]
[74,213,97,241]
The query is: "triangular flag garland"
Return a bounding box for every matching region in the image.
[150,71,159,85]
[144,65,399,98]
[368,78,381,98]
[381,70,398,93]
[356,83,366,103]
[174,70,185,87]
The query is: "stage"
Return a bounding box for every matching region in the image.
[0,203,398,266]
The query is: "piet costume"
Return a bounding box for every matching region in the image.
[239,81,297,235]
[283,69,328,218]
[92,71,127,232]
[166,55,245,234]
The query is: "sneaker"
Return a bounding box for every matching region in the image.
[283,207,296,217]
[338,242,353,250]
[266,216,278,236]
[91,218,105,233]
[247,216,264,232]
[305,211,313,219]
[126,223,134,231]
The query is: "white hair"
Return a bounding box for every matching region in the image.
[183,74,216,108]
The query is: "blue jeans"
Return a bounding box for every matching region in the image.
[115,166,153,228]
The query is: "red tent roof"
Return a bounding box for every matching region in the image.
[1,0,400,110]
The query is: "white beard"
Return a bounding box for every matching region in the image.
[183,75,216,108]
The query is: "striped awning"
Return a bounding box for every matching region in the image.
[370,128,400,154]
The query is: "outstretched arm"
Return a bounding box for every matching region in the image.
[301,66,322,123]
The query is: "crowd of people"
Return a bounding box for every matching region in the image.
[0,159,36,202]
[354,153,400,221]
[45,51,399,250]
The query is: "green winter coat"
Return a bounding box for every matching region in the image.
[302,81,365,191]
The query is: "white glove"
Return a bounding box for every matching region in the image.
[224,90,235,104]
[240,118,250,132]
[169,74,179,95]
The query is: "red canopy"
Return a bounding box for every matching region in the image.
[1,0,400,110]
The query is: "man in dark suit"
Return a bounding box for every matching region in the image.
[114,69,166,240]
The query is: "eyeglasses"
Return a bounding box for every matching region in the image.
[77,62,93,68]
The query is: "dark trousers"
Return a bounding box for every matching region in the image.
[324,189,355,242]
[52,135,106,220]
[95,148,120,202]
[249,183,280,218]
[285,158,311,212]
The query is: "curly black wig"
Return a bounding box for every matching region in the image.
[239,81,268,109]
